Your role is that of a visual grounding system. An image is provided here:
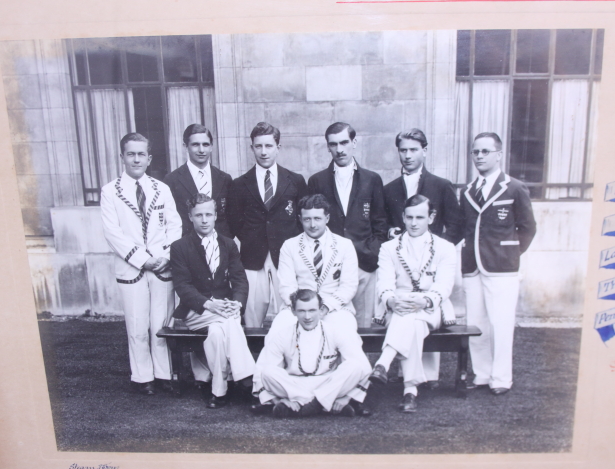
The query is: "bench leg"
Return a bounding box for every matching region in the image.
[455,337,469,398]
[169,341,185,397]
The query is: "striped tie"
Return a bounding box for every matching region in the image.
[204,236,219,274]
[314,239,323,277]
[136,181,147,238]
[198,170,210,196]
[264,169,273,209]
[475,178,486,207]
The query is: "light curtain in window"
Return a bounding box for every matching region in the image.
[452,81,470,184]
[471,80,510,177]
[166,87,201,171]
[584,81,600,199]
[75,89,135,196]
[546,80,589,200]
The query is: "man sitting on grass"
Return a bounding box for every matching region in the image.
[170,193,255,409]
[252,289,372,418]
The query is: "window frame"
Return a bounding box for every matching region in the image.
[456,29,602,201]
[66,36,216,206]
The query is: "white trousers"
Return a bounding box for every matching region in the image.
[117,270,174,383]
[244,252,281,327]
[259,361,367,411]
[463,273,519,389]
[352,268,377,328]
[184,310,256,397]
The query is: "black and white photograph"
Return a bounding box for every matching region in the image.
[0,27,604,455]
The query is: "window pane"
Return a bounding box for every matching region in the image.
[123,37,160,82]
[456,30,471,76]
[554,29,592,75]
[516,30,550,74]
[86,38,123,85]
[475,30,511,76]
[509,79,549,187]
[132,87,167,180]
[162,36,198,82]
[72,39,89,85]
[595,29,605,75]
[199,35,215,84]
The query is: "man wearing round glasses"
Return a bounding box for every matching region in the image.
[461,132,536,396]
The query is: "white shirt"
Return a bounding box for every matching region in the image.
[334,160,357,215]
[403,165,423,198]
[296,322,324,373]
[475,169,501,201]
[402,230,432,271]
[123,172,154,213]
[303,228,332,269]
[187,159,212,196]
[255,162,278,202]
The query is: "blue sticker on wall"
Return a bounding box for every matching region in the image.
[598,277,615,300]
[605,181,615,202]
[600,247,615,269]
[602,215,615,236]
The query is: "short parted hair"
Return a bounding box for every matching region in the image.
[290,289,324,311]
[474,132,503,151]
[186,193,217,212]
[395,128,428,149]
[183,124,213,146]
[298,194,330,216]
[120,132,151,154]
[325,122,356,141]
[404,193,435,216]
[250,122,281,145]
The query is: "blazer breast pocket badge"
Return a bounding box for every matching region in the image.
[220,197,227,212]
[497,207,509,220]
[363,202,370,219]
[158,212,165,227]
[285,200,294,216]
[333,269,341,280]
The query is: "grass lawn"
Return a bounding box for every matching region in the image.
[38,319,580,454]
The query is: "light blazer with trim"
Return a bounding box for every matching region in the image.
[460,171,537,276]
[377,233,457,326]
[170,230,249,320]
[277,230,359,314]
[100,172,182,283]
[163,163,233,238]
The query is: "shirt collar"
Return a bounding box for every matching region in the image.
[121,171,149,188]
[255,162,278,179]
[333,159,357,174]
[198,229,217,243]
[187,158,211,175]
[303,227,331,248]
[403,229,431,246]
[477,168,501,186]
[402,165,423,178]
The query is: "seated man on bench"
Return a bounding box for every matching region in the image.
[253,289,372,418]
[170,193,255,409]
[369,194,457,413]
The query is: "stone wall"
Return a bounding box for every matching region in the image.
[212,31,458,185]
[1,39,83,240]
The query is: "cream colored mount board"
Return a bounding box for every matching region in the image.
[1,1,615,468]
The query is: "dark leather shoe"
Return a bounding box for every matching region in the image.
[422,380,440,390]
[273,401,293,419]
[207,395,228,409]
[238,375,253,388]
[131,381,155,395]
[298,398,323,417]
[490,387,510,396]
[350,399,372,417]
[250,402,274,415]
[398,393,417,413]
[338,404,355,417]
[369,364,388,386]
[154,378,174,393]
[466,381,489,390]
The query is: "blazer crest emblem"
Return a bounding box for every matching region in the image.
[285,200,294,216]
[497,207,509,220]
[363,202,370,219]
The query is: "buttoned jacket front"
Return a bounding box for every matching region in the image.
[277,230,359,314]
[100,172,182,283]
[460,172,537,276]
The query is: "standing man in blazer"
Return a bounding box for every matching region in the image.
[461,132,537,396]
[383,129,463,245]
[228,122,308,327]
[308,122,388,328]
[163,124,233,238]
[170,193,255,408]
[100,133,182,395]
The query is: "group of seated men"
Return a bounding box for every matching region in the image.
[100,119,536,418]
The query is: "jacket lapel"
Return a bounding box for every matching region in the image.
[178,163,198,195]
[345,161,362,213]
[268,166,291,211]
[326,162,344,214]
[298,234,320,280]
[214,234,228,280]
[210,165,221,199]
[416,168,429,196]
[114,176,143,223]
[317,233,339,288]
[190,230,213,279]
[244,166,267,210]
[143,177,160,233]
[482,172,510,211]
[464,179,481,213]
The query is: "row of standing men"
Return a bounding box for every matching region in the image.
[100,120,537,411]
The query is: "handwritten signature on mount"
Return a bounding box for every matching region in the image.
[69,464,118,469]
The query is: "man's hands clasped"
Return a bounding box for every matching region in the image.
[205,298,242,319]
[386,293,428,316]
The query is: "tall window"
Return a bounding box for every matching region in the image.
[455,29,603,200]
[67,36,217,205]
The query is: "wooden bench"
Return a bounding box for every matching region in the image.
[156,325,481,398]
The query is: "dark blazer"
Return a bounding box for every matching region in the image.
[460,171,537,275]
[163,163,233,238]
[170,230,249,319]
[308,161,388,273]
[228,165,308,271]
[384,168,463,245]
